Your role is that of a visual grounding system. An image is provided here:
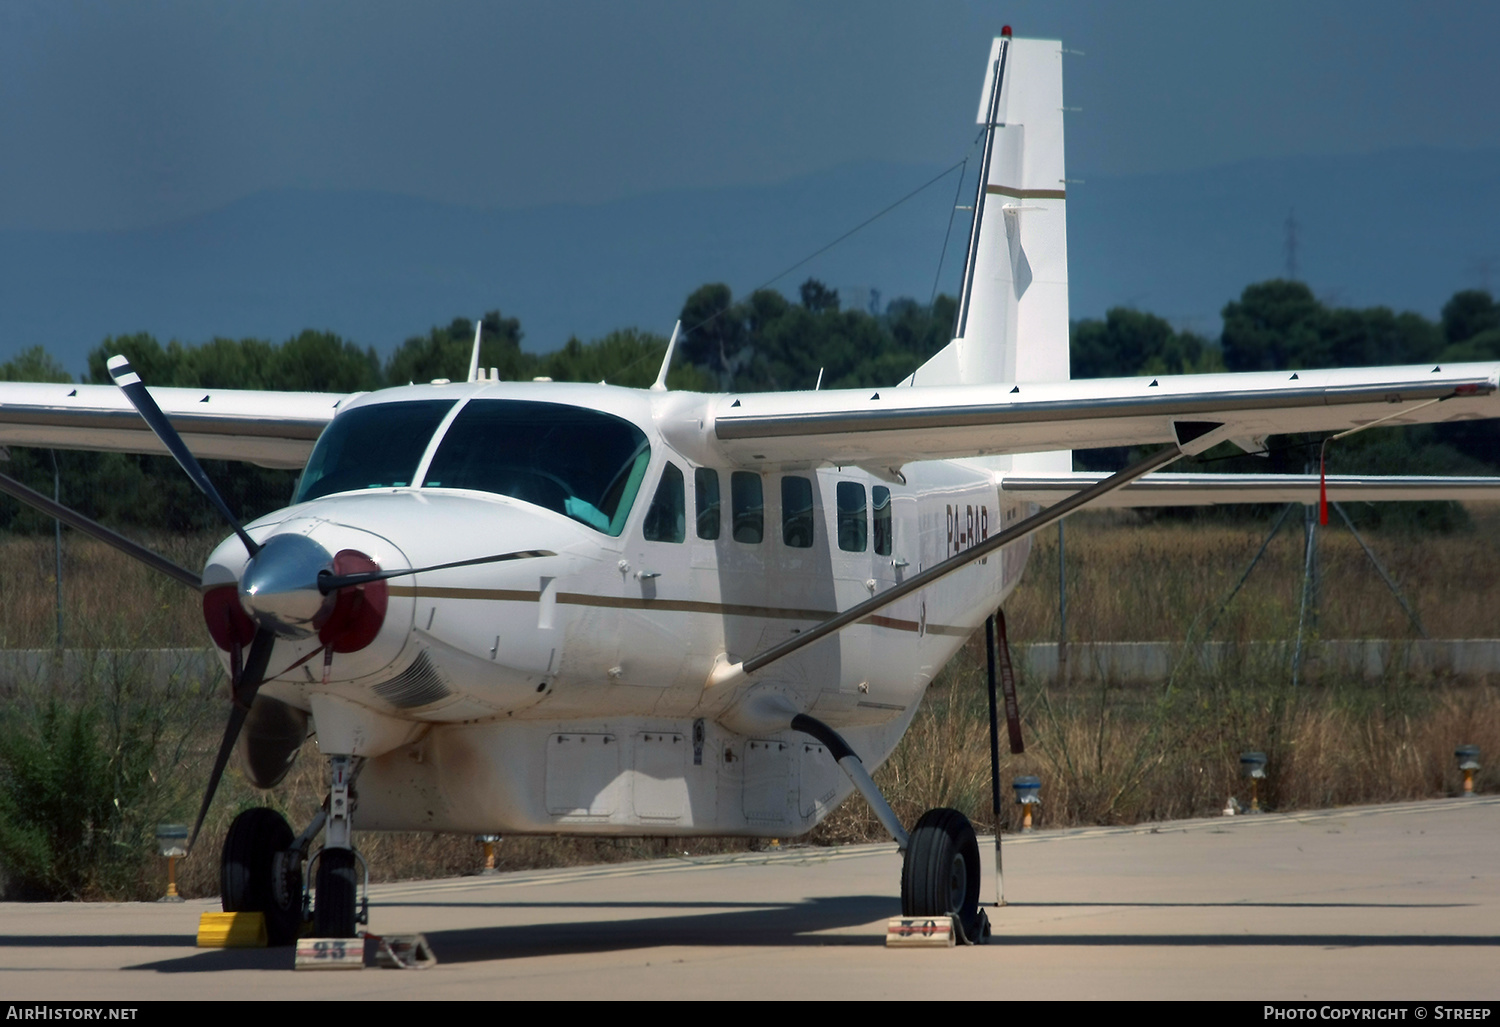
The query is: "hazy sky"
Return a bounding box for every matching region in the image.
[3,1,1498,233]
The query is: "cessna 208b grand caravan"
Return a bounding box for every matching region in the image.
[4,33,1500,946]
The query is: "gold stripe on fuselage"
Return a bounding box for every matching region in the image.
[385,585,966,636]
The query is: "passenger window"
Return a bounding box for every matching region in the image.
[836,481,867,553]
[782,476,814,549]
[643,463,685,543]
[873,486,892,556]
[731,471,763,544]
[695,468,721,540]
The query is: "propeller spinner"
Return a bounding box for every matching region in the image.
[239,533,337,638]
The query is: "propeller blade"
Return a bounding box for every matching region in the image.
[318,549,555,593]
[0,470,200,588]
[106,354,260,557]
[188,626,277,851]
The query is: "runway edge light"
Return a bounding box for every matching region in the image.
[155,823,187,903]
[1456,745,1481,797]
[1240,752,1268,813]
[1013,775,1042,832]
[477,833,501,874]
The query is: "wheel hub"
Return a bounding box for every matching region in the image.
[947,854,967,912]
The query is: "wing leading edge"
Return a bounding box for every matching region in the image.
[703,363,1500,468]
[1000,472,1500,507]
[0,382,348,468]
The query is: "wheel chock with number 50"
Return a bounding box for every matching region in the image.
[295,936,366,969]
[886,915,958,947]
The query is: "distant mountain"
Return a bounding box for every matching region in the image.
[2,148,1497,375]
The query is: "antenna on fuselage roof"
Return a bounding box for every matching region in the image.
[650,321,681,392]
[466,318,483,383]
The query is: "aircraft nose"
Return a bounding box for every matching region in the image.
[238,532,335,638]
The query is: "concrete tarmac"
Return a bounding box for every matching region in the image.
[2,797,1497,1001]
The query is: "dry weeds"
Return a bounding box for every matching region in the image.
[1006,504,1500,643]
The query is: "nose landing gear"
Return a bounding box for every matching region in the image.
[217,754,368,944]
[310,845,366,939]
[310,753,365,938]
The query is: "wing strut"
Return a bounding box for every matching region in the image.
[708,439,1191,690]
[0,469,201,588]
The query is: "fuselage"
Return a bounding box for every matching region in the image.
[205,380,1035,837]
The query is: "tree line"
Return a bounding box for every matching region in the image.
[2,278,1497,533]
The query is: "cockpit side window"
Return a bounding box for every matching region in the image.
[421,399,650,536]
[643,462,686,543]
[295,399,456,504]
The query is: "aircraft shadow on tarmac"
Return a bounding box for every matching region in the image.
[121,894,893,972]
[69,895,1499,973]
[0,934,195,949]
[990,934,1500,947]
[1017,902,1473,909]
[0,932,283,971]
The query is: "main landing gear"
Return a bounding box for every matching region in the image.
[791,714,989,943]
[218,754,367,944]
[901,808,983,938]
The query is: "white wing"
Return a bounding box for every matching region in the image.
[1001,472,1500,507]
[0,382,349,468]
[702,363,1500,468]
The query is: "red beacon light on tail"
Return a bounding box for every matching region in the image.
[1001,25,1012,37]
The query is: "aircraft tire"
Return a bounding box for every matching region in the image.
[221,807,302,946]
[900,807,981,930]
[314,847,359,939]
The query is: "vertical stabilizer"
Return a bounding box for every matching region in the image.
[907,35,1071,473]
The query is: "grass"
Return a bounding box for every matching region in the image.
[0,529,216,649]
[811,638,1499,843]
[1,506,1497,900]
[1005,505,1500,643]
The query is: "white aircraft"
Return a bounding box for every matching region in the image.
[3,31,1500,946]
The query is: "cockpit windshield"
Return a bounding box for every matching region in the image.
[421,399,650,536]
[294,399,456,504]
